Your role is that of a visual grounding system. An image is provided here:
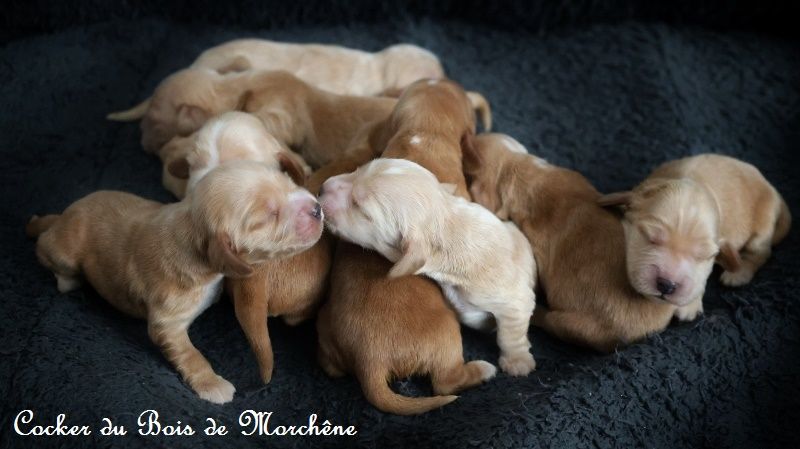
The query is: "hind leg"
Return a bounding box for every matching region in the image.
[720,235,771,287]
[36,234,82,293]
[431,359,496,396]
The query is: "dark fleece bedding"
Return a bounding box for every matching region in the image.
[1,2,799,448]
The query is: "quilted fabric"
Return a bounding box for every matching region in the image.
[1,6,798,449]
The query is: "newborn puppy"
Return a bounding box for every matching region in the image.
[321,159,537,375]
[314,77,495,415]
[161,111,311,198]
[463,134,682,352]
[26,162,323,403]
[599,154,791,311]
[108,39,443,124]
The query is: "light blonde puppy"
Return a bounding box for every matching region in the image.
[26,162,323,403]
[599,154,791,313]
[320,158,537,376]
[108,39,443,123]
[160,111,311,198]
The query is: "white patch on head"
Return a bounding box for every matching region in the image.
[427,79,439,85]
[410,135,422,145]
[381,166,413,176]
[501,136,528,154]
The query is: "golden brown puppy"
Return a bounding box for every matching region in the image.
[598,154,791,313]
[26,162,323,403]
[462,133,687,352]
[160,111,311,198]
[108,39,444,121]
[320,159,537,375]
[315,78,496,415]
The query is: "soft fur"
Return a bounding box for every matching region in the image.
[598,154,791,311]
[159,111,311,198]
[462,133,691,352]
[25,162,323,403]
[314,77,495,415]
[321,158,537,375]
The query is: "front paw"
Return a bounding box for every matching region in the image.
[499,352,536,376]
[674,300,703,322]
[193,374,236,404]
[720,268,754,287]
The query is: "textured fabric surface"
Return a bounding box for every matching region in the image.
[1,11,799,449]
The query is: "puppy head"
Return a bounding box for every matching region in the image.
[599,178,732,306]
[166,112,306,196]
[141,69,250,153]
[319,158,450,276]
[190,161,322,277]
[462,133,529,219]
[378,44,445,89]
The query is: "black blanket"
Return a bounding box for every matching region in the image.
[1,2,799,448]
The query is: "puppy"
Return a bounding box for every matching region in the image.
[598,154,791,312]
[160,111,311,198]
[321,159,537,375]
[108,39,443,123]
[315,78,496,415]
[462,133,685,352]
[26,162,323,403]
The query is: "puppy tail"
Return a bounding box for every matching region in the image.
[466,91,492,131]
[773,197,791,245]
[25,214,59,238]
[358,368,457,415]
[107,97,151,121]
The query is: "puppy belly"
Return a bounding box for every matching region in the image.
[442,284,495,332]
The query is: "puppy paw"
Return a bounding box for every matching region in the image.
[193,374,236,404]
[499,352,536,376]
[720,269,754,287]
[674,300,703,322]
[469,360,498,381]
[55,274,80,293]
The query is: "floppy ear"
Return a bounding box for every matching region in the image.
[716,240,742,272]
[176,104,210,135]
[597,191,633,208]
[167,157,191,179]
[278,152,306,186]
[460,132,482,172]
[217,56,252,74]
[207,232,254,278]
[440,183,458,195]
[387,237,426,279]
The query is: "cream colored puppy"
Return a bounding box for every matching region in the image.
[26,162,323,403]
[320,158,537,376]
[599,154,790,315]
[161,111,311,198]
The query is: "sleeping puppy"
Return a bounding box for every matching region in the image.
[160,111,311,198]
[598,154,791,313]
[314,77,496,415]
[320,159,537,375]
[108,39,444,123]
[25,162,323,403]
[462,133,684,352]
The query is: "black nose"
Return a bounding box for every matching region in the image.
[310,203,322,220]
[656,277,677,296]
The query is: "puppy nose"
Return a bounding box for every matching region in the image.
[310,202,322,220]
[656,277,677,296]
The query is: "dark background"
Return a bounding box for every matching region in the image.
[1,1,799,448]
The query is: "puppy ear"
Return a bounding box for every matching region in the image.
[440,183,458,195]
[278,152,306,186]
[167,157,191,179]
[597,191,632,208]
[217,56,252,74]
[460,132,482,172]
[207,232,254,278]
[716,240,742,272]
[176,104,210,135]
[388,238,426,279]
